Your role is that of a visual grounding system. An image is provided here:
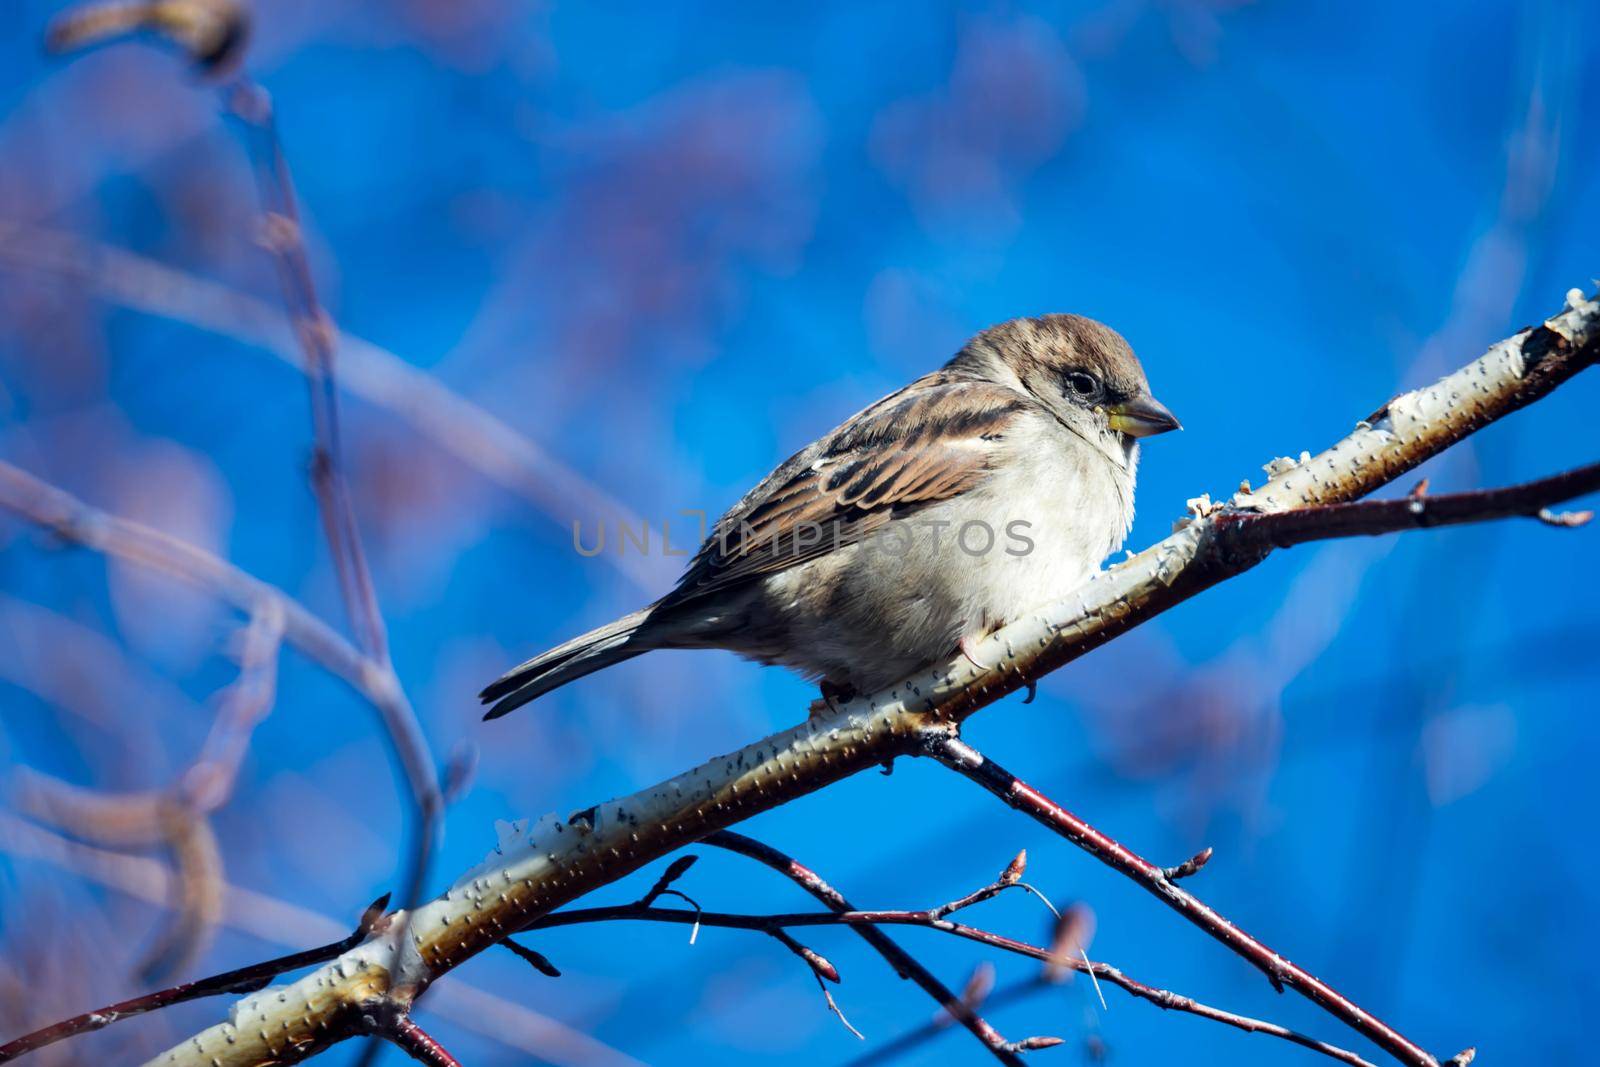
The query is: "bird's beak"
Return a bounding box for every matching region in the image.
[1108,394,1181,438]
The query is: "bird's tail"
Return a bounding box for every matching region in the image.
[480,607,655,720]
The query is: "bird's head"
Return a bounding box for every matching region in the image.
[953,313,1180,470]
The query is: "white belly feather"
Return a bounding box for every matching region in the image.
[757,415,1137,692]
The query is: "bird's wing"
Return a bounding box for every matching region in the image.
[663,374,1030,604]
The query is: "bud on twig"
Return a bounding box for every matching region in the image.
[798,945,839,984]
[501,939,561,978]
[358,893,393,937]
[1162,846,1213,882]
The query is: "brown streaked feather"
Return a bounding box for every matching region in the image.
[662,374,1029,604]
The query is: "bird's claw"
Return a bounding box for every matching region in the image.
[811,680,856,720]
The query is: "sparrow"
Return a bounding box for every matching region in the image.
[482,314,1179,720]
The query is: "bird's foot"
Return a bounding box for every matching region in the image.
[809,679,857,721]
[958,633,994,671]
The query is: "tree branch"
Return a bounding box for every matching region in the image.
[0,460,436,821]
[371,1016,462,1067]
[0,814,641,1066]
[704,831,1026,1065]
[44,0,444,943]
[844,963,1065,1067]
[210,87,446,1031]
[24,291,1600,1067]
[223,78,387,665]
[0,219,673,593]
[11,600,284,983]
[526,888,1376,1066]
[0,895,389,1063]
[920,733,1443,1066]
[1216,461,1598,546]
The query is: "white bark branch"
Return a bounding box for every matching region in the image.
[74,286,1600,1065]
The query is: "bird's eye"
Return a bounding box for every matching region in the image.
[1065,372,1099,397]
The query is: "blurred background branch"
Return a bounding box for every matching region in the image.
[0,814,640,1067]
[0,221,670,592]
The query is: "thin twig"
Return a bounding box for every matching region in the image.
[1217,461,1600,547]
[922,732,1438,1067]
[851,907,1097,1067]
[847,972,1043,1067]
[527,902,1375,1066]
[1162,847,1214,883]
[638,855,699,906]
[705,831,1026,1065]
[769,929,859,1039]
[380,1018,463,1067]
[500,939,561,977]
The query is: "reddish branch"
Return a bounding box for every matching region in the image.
[1218,461,1599,547]
[377,1018,463,1067]
[921,732,1473,1067]
[0,895,390,1063]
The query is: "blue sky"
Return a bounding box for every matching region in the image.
[1,2,1596,1064]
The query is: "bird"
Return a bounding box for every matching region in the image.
[481,313,1179,721]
